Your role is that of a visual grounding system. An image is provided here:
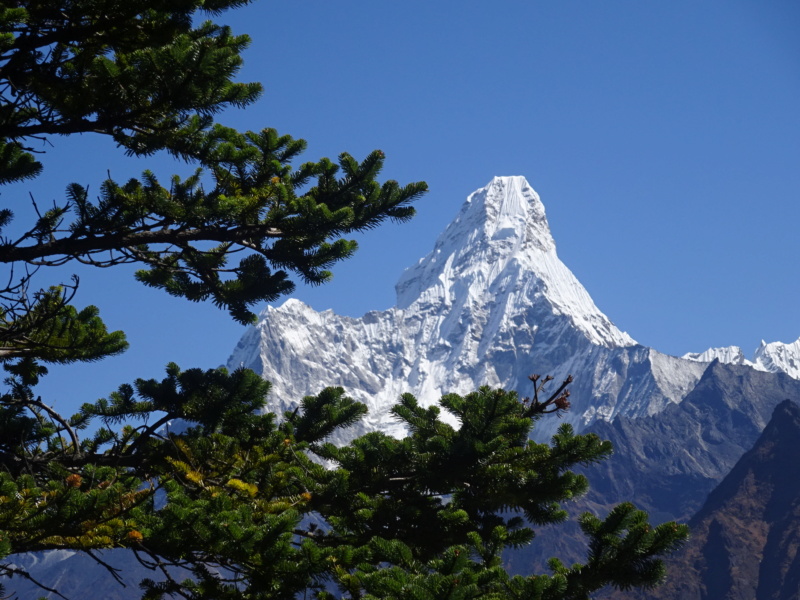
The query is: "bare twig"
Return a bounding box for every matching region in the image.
[84,550,127,587]
[0,563,70,600]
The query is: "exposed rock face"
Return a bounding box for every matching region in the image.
[9,177,800,597]
[228,177,707,442]
[505,361,800,578]
[226,176,800,596]
[608,399,800,599]
[586,361,800,522]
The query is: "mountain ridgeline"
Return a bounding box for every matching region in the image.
[9,177,800,597]
[229,176,800,439]
[229,176,714,442]
[507,360,800,585]
[229,175,800,595]
[607,398,800,600]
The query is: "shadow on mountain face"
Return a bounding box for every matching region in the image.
[504,361,800,594]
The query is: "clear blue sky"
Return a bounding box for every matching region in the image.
[4,0,799,415]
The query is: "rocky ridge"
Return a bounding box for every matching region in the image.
[228,176,708,441]
[9,176,800,597]
[506,361,800,577]
[610,399,800,599]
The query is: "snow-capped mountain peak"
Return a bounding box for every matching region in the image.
[682,346,748,366]
[683,337,800,381]
[394,175,635,348]
[228,177,704,441]
[753,338,800,379]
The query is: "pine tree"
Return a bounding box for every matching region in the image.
[0,1,688,598]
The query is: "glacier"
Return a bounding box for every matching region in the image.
[227,176,709,441]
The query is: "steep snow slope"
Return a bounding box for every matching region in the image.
[753,339,800,378]
[683,346,750,366]
[228,176,706,440]
[393,176,633,347]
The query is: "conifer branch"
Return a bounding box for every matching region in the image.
[0,223,284,264]
[0,1,687,596]
[24,397,81,457]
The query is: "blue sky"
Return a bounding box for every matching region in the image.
[4,0,799,415]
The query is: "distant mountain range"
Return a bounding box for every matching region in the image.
[9,177,800,597]
[229,176,710,442]
[607,397,800,599]
[506,360,800,588]
[228,176,800,595]
[684,340,800,380]
[229,177,800,443]
[226,176,800,596]
[659,397,800,599]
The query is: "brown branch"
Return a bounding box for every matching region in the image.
[523,374,574,418]
[543,375,573,406]
[0,115,114,140]
[131,547,196,600]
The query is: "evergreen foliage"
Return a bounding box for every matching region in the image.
[0,1,688,598]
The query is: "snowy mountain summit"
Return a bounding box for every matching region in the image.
[394,176,635,348]
[13,178,799,599]
[228,176,706,440]
[684,338,800,380]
